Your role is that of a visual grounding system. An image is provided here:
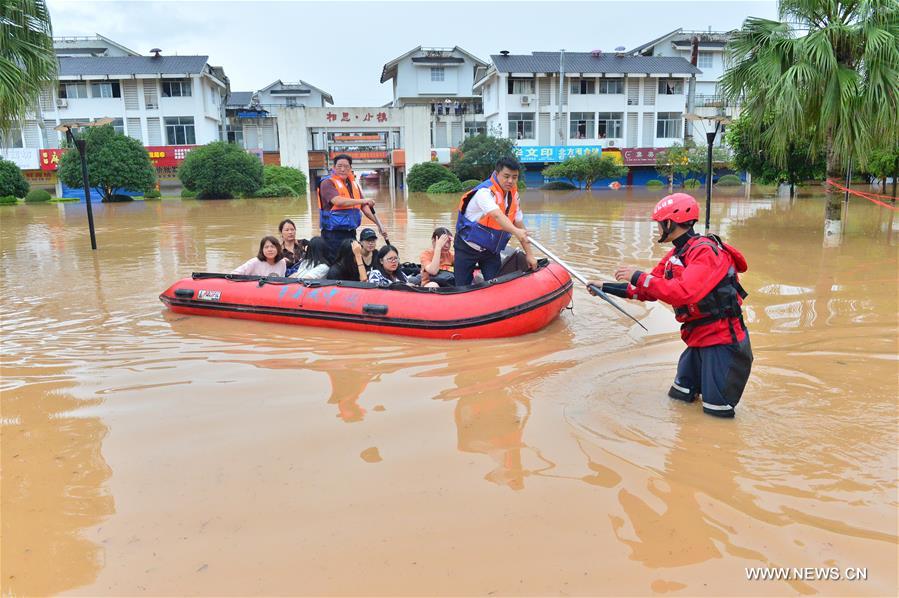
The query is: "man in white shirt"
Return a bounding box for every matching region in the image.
[453,157,538,285]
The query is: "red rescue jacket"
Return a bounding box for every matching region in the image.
[626,234,748,347]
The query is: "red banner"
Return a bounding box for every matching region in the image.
[145,145,196,167]
[622,147,667,166]
[39,148,66,171]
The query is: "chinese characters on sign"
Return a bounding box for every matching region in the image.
[39,149,66,171]
[512,146,602,163]
[622,148,667,166]
[323,110,390,125]
[144,146,195,167]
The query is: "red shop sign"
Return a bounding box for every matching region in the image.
[39,148,66,171]
[622,147,667,166]
[145,145,196,167]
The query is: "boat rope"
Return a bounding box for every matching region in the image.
[825,179,899,211]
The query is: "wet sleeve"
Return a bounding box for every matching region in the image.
[633,246,724,305]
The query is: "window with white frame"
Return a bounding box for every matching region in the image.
[90,81,121,98]
[109,118,125,135]
[569,112,595,139]
[598,78,624,94]
[656,112,682,138]
[430,67,445,82]
[58,82,88,99]
[658,78,684,95]
[164,116,196,144]
[507,78,535,95]
[697,52,714,69]
[597,112,623,138]
[507,112,535,140]
[227,124,244,147]
[0,124,24,148]
[162,79,192,97]
[569,78,595,95]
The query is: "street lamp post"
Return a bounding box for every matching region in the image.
[56,118,113,251]
[685,113,730,232]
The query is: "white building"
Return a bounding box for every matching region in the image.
[474,50,701,149]
[629,29,738,142]
[226,80,333,152]
[380,46,489,147]
[1,35,228,151]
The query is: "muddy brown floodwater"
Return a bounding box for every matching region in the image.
[1,187,897,596]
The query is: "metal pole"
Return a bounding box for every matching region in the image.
[843,154,852,204]
[70,132,97,250]
[705,128,715,231]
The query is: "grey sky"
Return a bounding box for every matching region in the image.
[47,0,778,106]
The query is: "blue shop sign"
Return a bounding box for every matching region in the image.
[237,110,268,119]
[512,145,602,163]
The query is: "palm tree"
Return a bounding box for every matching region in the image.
[721,0,899,225]
[0,0,56,133]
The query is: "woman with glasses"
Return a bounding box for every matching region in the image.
[368,245,416,287]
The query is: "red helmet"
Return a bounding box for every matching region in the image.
[652,193,700,224]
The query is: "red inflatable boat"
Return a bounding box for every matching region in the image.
[160,262,572,339]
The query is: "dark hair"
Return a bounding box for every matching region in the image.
[373,244,402,281]
[333,153,353,166]
[332,238,360,279]
[257,235,282,262]
[303,236,330,267]
[278,218,296,233]
[495,156,521,173]
[431,226,452,240]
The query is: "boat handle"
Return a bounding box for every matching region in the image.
[174,288,194,298]
[362,304,388,316]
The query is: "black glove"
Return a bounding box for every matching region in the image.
[601,282,629,298]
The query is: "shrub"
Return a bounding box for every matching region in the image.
[24,189,52,203]
[461,179,481,190]
[252,184,296,198]
[449,134,517,181]
[716,174,742,186]
[426,179,463,194]
[683,178,701,189]
[407,162,459,192]
[181,188,198,198]
[541,181,577,190]
[106,193,134,202]
[0,195,17,204]
[263,165,306,195]
[177,142,263,199]
[144,188,161,199]
[542,154,628,190]
[646,179,665,188]
[517,179,527,191]
[57,125,156,201]
[0,159,29,198]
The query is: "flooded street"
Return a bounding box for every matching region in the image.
[1,187,897,596]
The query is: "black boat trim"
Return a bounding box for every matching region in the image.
[160,280,573,330]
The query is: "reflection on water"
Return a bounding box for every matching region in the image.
[1,188,896,595]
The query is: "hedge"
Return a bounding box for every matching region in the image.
[24,189,52,203]
[0,159,28,198]
[0,195,17,205]
[427,179,463,194]
[541,181,577,190]
[144,189,162,199]
[716,174,742,186]
[263,165,306,195]
[407,162,459,192]
[252,184,296,198]
[461,179,480,190]
[683,178,701,189]
[646,179,665,188]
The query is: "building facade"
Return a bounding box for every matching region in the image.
[1,36,228,153]
[380,46,489,148]
[474,51,701,151]
[225,80,333,152]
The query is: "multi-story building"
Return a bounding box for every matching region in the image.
[225,80,333,153]
[3,35,229,151]
[380,46,489,148]
[630,28,738,141]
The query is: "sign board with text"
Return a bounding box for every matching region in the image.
[513,145,602,163]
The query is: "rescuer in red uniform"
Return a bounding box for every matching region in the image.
[592,193,753,417]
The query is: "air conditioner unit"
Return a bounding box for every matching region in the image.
[608,140,616,146]
[56,98,67,108]
[520,95,530,105]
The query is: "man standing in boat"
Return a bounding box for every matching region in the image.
[318,154,387,261]
[454,157,538,286]
[590,193,753,418]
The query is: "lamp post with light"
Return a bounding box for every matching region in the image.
[55,118,113,250]
[684,113,731,231]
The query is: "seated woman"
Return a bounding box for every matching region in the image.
[419,227,455,287]
[326,238,367,282]
[368,245,414,287]
[232,236,288,276]
[289,236,330,280]
[278,219,305,268]
[359,228,380,272]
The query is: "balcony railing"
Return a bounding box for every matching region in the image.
[431,102,483,116]
[692,94,740,108]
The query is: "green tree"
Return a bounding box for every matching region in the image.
[177,141,263,199]
[0,158,29,197]
[655,143,691,191]
[720,0,899,223]
[57,125,156,201]
[263,164,307,195]
[686,143,733,186]
[867,144,899,198]
[449,134,517,181]
[406,162,459,192]
[725,111,825,195]
[542,154,628,190]
[0,0,56,132]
